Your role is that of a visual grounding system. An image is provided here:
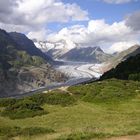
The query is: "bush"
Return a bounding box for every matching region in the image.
[1,99,47,119]
[30,91,76,106]
[44,91,76,106]
[0,98,17,107]
[5,99,43,111]
[29,94,48,105]
[128,73,140,81]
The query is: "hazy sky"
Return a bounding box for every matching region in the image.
[0,0,140,53]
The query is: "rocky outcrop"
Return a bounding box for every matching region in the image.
[0,64,67,98]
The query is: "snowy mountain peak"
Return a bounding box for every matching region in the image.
[33,38,76,52]
[33,38,110,62]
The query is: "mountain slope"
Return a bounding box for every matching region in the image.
[100,53,140,80]
[111,45,140,66]
[101,45,140,73]
[60,47,112,63]
[10,32,54,64]
[0,29,67,97]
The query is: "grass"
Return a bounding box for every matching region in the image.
[0,126,54,140]
[29,90,76,106]
[0,91,76,119]
[0,79,140,140]
[56,132,109,140]
[68,79,140,102]
[0,99,47,119]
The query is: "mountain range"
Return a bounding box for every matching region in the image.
[34,40,112,63]
[34,40,140,67]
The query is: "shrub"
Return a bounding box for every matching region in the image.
[5,99,43,111]
[29,94,48,105]
[1,99,47,119]
[29,91,77,106]
[44,91,76,106]
[0,98,17,107]
[128,73,140,81]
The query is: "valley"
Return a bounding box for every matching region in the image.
[7,61,103,99]
[0,30,140,140]
[0,0,140,140]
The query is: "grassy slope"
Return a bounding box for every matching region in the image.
[0,79,140,140]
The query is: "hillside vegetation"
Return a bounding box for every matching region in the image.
[0,79,140,140]
[101,53,140,81]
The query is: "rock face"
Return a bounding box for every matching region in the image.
[34,40,112,63]
[0,65,67,97]
[0,29,67,97]
[59,47,112,63]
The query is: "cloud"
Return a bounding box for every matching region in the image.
[0,0,88,32]
[0,0,17,13]
[27,29,49,41]
[107,41,139,53]
[102,0,137,4]
[0,0,139,53]
[47,19,140,53]
[125,11,140,31]
[0,22,30,33]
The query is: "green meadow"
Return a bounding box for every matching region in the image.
[0,79,140,140]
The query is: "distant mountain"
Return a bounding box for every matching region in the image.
[34,39,75,60]
[34,40,112,63]
[60,47,112,63]
[0,29,67,97]
[100,53,140,80]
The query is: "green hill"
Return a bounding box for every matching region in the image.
[100,53,140,81]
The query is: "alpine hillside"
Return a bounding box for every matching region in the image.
[0,29,67,97]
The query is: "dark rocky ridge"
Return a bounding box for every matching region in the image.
[0,29,67,97]
[9,32,54,64]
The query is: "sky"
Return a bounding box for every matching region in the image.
[0,0,140,53]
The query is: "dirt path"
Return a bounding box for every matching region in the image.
[106,134,140,140]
